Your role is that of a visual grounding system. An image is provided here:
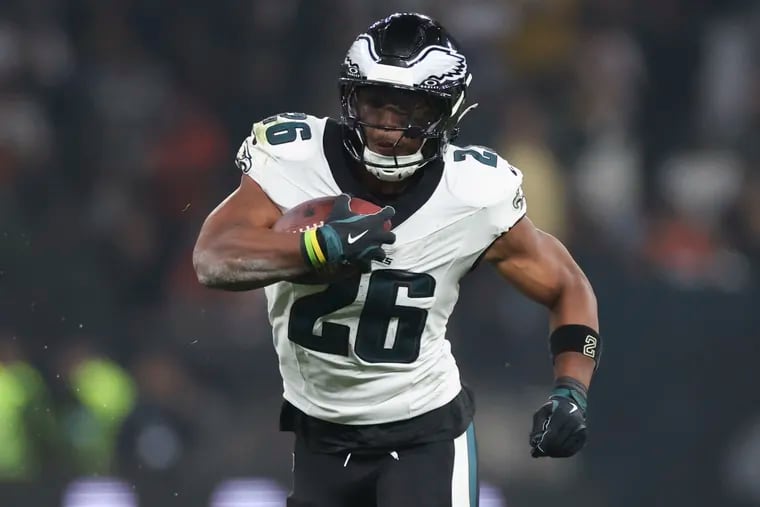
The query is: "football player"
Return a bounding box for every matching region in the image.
[193,12,601,507]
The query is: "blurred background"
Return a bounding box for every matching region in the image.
[1,0,759,506]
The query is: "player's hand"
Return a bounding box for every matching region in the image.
[316,194,395,271]
[529,378,588,458]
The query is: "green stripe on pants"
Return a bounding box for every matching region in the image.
[466,422,479,507]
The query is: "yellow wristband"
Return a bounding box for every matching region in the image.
[303,230,321,267]
[308,229,327,265]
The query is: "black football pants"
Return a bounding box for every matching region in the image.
[287,423,479,507]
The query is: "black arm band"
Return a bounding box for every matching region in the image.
[549,324,602,370]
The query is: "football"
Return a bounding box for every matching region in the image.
[273,195,390,284]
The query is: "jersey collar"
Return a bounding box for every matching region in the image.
[323,119,444,228]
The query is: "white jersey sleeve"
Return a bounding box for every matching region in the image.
[440,145,527,260]
[233,112,337,210]
[485,158,527,235]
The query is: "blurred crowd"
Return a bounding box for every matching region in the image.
[1,1,760,506]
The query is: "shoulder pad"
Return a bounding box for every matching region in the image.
[251,112,326,160]
[443,144,524,208]
[237,112,325,169]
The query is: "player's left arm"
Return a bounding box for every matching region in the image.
[485,216,598,386]
[485,216,600,458]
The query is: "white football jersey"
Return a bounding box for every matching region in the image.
[236,113,526,425]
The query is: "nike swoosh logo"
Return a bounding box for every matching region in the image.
[347,230,369,244]
[569,403,579,414]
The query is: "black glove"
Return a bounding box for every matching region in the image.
[529,377,588,458]
[312,194,396,272]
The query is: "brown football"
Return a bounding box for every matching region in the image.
[273,195,391,284]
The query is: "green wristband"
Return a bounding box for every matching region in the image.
[301,231,320,268]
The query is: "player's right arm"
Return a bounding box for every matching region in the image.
[194,114,395,290]
[192,175,309,291]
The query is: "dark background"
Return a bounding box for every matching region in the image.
[1,1,759,506]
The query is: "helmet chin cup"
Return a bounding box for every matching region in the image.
[362,145,427,181]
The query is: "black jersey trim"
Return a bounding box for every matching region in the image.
[279,385,475,454]
[323,118,444,228]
